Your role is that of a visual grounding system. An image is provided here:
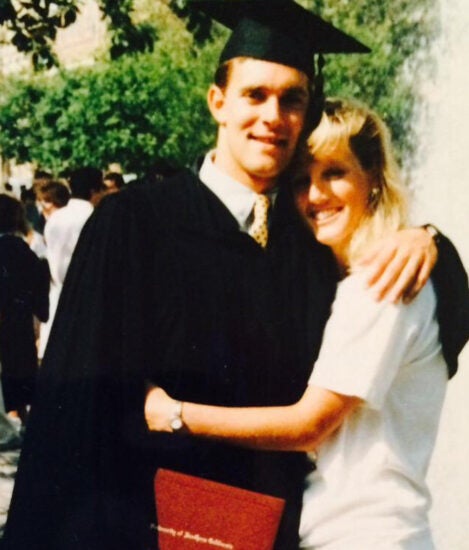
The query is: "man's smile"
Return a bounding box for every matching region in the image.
[249,134,288,148]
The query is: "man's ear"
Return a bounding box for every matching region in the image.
[207,84,227,125]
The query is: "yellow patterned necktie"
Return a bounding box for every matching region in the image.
[248,194,271,248]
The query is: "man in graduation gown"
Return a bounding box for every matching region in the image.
[4,2,469,550]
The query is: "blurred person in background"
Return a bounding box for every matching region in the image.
[34,181,71,361]
[0,194,49,425]
[17,171,55,258]
[20,187,47,260]
[102,172,125,194]
[45,167,100,285]
[34,169,99,359]
[91,171,125,206]
[144,159,179,184]
[30,170,54,236]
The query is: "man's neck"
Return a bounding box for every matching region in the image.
[212,152,278,195]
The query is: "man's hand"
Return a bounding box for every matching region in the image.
[144,385,174,432]
[356,227,437,303]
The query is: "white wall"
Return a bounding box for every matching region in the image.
[410,1,469,548]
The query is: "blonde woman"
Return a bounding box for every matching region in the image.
[145,99,463,549]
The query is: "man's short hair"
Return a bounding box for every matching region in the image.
[214,60,233,90]
[68,167,103,200]
[37,180,70,208]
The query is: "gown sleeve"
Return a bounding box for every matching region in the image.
[432,231,469,377]
[4,189,162,550]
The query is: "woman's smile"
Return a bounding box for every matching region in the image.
[309,205,344,223]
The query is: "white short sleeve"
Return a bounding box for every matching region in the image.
[309,273,431,409]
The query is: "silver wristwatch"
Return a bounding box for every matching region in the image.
[169,400,184,432]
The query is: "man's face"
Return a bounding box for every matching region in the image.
[208,58,310,192]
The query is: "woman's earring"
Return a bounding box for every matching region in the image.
[368,187,380,210]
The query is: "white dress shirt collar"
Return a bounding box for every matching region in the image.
[199,150,277,232]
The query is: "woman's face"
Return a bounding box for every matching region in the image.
[294,141,373,261]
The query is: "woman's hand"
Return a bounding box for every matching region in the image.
[144,385,175,432]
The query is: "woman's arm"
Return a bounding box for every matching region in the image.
[145,385,361,453]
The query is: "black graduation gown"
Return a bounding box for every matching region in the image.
[430,234,469,378]
[0,235,49,411]
[3,171,468,550]
[3,171,337,550]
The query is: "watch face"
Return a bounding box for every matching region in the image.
[170,417,183,431]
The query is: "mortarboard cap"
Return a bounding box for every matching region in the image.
[190,0,370,78]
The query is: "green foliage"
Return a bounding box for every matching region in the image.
[169,0,440,164]
[0,0,156,70]
[0,0,79,69]
[97,0,156,60]
[300,0,440,164]
[168,0,215,43]
[0,0,213,71]
[0,0,440,174]
[0,40,219,174]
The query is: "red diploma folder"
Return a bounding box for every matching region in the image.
[154,468,285,550]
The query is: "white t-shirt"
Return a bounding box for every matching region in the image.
[44,198,93,287]
[300,274,447,550]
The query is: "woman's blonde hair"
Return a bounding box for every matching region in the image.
[296,97,408,266]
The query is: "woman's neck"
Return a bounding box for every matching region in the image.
[330,245,351,279]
